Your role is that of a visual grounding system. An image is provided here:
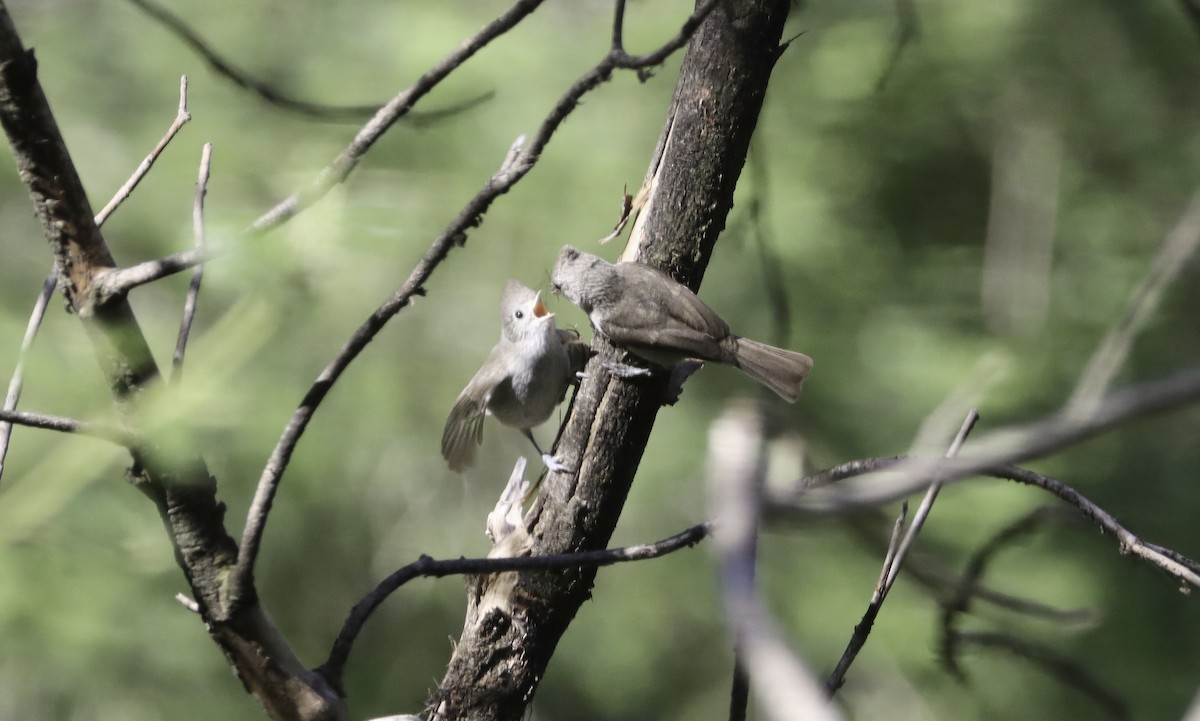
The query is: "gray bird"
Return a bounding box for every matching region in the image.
[442,280,589,472]
[550,246,812,402]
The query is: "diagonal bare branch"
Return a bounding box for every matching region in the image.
[170,142,212,382]
[94,75,191,227]
[319,523,709,684]
[0,269,56,484]
[1067,189,1200,415]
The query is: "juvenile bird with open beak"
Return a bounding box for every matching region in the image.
[442,280,589,473]
[550,246,812,402]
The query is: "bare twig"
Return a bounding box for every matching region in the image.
[123,0,493,123]
[94,76,190,228]
[171,142,212,382]
[318,523,709,683]
[772,456,1200,589]
[882,410,979,590]
[1068,190,1200,415]
[708,402,841,721]
[230,0,722,605]
[822,504,907,696]
[0,408,134,446]
[0,269,56,483]
[773,365,1200,516]
[243,0,549,236]
[824,410,978,695]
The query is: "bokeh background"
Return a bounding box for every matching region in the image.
[1,0,1198,719]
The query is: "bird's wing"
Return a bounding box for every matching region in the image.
[556,328,592,377]
[441,345,507,472]
[605,262,730,360]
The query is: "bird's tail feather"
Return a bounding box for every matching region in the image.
[732,337,813,403]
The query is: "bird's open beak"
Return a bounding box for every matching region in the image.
[532,292,551,319]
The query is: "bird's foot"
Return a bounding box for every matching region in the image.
[663,359,704,406]
[603,360,654,379]
[541,453,574,474]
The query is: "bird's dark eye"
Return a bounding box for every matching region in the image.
[514,310,523,319]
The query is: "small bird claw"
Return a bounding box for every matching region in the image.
[603,360,653,379]
[542,453,574,474]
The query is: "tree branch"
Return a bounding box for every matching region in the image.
[771,365,1200,517]
[170,142,212,382]
[94,75,190,227]
[0,268,55,484]
[319,523,709,685]
[771,454,1200,588]
[824,410,978,695]
[230,0,722,608]
[0,408,134,446]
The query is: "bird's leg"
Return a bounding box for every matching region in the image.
[523,428,572,473]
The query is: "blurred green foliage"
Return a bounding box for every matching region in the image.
[1,0,1198,719]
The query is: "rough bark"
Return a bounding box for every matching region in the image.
[0,5,343,720]
[428,1,792,718]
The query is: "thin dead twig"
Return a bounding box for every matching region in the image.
[1067,189,1200,415]
[94,76,190,228]
[0,270,56,484]
[0,408,134,446]
[170,143,212,382]
[825,410,978,696]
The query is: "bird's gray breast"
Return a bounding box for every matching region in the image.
[488,340,569,428]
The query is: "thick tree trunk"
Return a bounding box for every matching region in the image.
[429,1,792,718]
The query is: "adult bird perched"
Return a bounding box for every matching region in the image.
[442,280,590,472]
[550,245,812,402]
